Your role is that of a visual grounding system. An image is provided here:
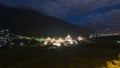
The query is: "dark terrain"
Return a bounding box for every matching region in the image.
[0,46,120,68]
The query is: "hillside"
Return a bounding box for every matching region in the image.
[0,5,90,37]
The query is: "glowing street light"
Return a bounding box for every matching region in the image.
[58,38,64,43]
[66,35,71,38]
[44,37,51,45]
[51,38,56,43]
[77,36,84,41]
[65,35,72,41]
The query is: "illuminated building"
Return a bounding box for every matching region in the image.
[77,36,84,41]
[65,35,74,44]
[44,37,52,45]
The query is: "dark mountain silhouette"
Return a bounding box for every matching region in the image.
[0,5,90,37]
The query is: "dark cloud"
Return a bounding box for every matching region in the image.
[83,9,120,32]
[86,9,120,25]
[39,1,67,18]
[106,9,120,24]
[0,0,120,17]
[87,14,106,24]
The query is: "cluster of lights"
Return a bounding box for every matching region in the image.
[0,29,85,48]
[90,33,120,38]
[43,35,84,47]
[0,29,11,47]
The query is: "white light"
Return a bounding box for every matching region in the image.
[0,45,2,47]
[20,43,24,46]
[56,44,61,46]
[70,41,74,44]
[117,41,120,44]
[67,39,72,42]
[53,43,61,46]
[44,42,48,45]
[78,36,84,41]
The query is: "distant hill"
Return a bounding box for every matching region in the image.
[0,5,91,37]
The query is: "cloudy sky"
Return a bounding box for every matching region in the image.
[0,0,120,32]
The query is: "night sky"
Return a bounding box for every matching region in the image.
[0,0,120,32]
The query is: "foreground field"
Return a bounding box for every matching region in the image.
[0,46,120,68]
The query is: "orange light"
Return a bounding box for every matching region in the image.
[77,36,84,41]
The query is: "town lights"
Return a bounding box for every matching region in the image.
[65,35,74,45]
[77,36,84,41]
[46,37,51,40]
[44,37,51,45]
[67,35,71,38]
[58,38,64,43]
[65,35,72,41]
[53,42,61,46]
[53,38,63,46]
[51,38,55,43]
[0,29,89,48]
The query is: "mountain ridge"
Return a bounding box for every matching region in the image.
[0,5,91,37]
